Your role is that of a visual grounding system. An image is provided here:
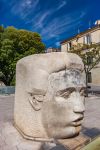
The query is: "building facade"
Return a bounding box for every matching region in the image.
[60,20,100,85]
[47,47,60,53]
[61,21,100,52]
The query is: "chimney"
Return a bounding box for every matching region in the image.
[95,20,100,25]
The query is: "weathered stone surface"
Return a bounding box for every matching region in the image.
[14,52,85,140]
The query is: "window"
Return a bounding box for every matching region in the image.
[67,42,72,51]
[83,34,92,44]
[83,36,86,44]
[69,42,72,48]
[67,43,69,51]
[87,34,91,44]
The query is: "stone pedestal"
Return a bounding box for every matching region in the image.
[57,134,90,150]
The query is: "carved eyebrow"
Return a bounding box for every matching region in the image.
[56,87,75,96]
[56,86,86,97]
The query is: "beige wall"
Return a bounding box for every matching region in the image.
[91,30,100,43]
[81,63,100,86]
[77,29,100,44]
[91,63,100,85]
[61,28,100,52]
[61,43,68,52]
[77,37,83,44]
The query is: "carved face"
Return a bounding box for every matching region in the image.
[41,69,85,139]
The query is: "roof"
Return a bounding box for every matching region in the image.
[46,47,61,53]
[60,24,100,44]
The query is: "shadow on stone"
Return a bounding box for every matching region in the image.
[82,127,100,139]
[41,142,67,150]
[50,145,67,150]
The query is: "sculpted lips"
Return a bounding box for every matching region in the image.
[71,116,84,127]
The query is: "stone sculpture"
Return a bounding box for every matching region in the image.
[14,52,85,141]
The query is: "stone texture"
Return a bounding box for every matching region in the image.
[14,52,85,140]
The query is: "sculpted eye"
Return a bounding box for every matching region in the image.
[61,91,71,98]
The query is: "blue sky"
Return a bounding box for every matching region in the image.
[0,0,100,48]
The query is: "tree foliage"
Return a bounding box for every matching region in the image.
[0,26,45,85]
[70,43,100,88]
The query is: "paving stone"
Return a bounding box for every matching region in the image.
[0,135,6,147]
[2,122,19,136]
[17,141,42,150]
[2,145,18,150]
[4,132,22,147]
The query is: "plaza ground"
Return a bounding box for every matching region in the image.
[0,94,100,150]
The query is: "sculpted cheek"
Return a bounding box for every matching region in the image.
[42,100,71,128]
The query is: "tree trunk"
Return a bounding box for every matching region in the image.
[85,72,88,97]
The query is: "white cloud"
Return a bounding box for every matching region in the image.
[29,1,67,27]
[11,0,39,19]
[25,0,32,6]
[57,0,67,10]
[10,0,86,30]
[11,0,68,28]
[40,11,86,40]
[33,11,50,28]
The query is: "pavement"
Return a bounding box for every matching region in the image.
[0,94,100,150]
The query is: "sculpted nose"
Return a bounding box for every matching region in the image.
[73,104,85,113]
[73,96,85,113]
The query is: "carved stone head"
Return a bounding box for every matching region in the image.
[14,52,85,140]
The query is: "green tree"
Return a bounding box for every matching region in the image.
[70,44,100,95]
[0,26,45,85]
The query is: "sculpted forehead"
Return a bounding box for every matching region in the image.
[17,52,84,94]
[47,69,85,93]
